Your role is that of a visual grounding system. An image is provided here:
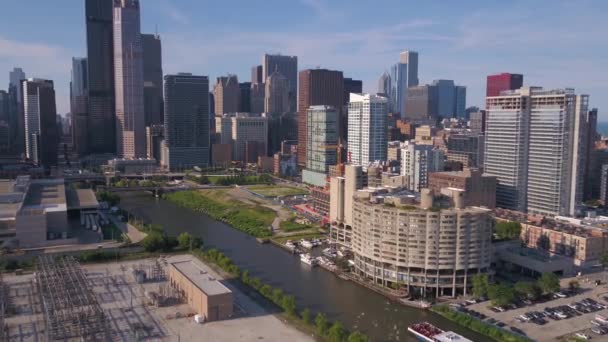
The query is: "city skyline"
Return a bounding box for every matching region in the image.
[0,0,606,118]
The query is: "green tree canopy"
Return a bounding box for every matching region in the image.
[328,321,347,342]
[488,283,516,307]
[315,313,329,336]
[177,232,192,249]
[471,273,490,298]
[347,331,369,342]
[495,221,522,240]
[538,272,561,294]
[301,308,312,324]
[514,281,541,300]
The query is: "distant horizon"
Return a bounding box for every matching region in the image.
[1,0,607,119]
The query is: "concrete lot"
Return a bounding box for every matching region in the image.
[2,257,313,342]
[467,276,608,341]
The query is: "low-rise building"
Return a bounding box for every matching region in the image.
[428,168,496,208]
[168,256,233,322]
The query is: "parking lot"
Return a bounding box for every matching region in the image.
[463,281,608,341]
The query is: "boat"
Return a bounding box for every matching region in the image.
[408,322,472,342]
[300,253,318,266]
[300,239,314,249]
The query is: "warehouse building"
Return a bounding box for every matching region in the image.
[168,257,233,322]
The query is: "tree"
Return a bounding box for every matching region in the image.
[494,221,522,240]
[301,308,312,324]
[328,321,347,342]
[538,272,561,294]
[315,313,329,336]
[348,331,369,342]
[141,232,166,252]
[471,273,490,298]
[272,288,284,304]
[514,281,541,301]
[568,280,580,293]
[191,236,203,249]
[488,283,516,307]
[281,295,297,316]
[177,232,192,249]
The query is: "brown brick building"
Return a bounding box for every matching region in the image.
[428,168,496,208]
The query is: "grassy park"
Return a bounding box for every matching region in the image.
[247,184,309,197]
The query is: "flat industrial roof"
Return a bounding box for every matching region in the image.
[66,188,99,210]
[22,179,66,212]
[170,259,232,297]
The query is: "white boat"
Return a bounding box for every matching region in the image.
[408,322,472,342]
[300,239,314,249]
[300,253,318,266]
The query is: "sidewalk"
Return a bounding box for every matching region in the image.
[107,213,147,244]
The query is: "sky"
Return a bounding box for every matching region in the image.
[1,0,607,119]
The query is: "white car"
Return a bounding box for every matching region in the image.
[555,292,568,298]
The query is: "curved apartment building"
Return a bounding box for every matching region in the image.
[351,188,493,297]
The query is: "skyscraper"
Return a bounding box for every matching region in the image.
[302,106,339,187]
[400,141,445,191]
[486,73,523,97]
[8,67,26,155]
[347,93,388,167]
[391,50,419,117]
[213,75,240,115]
[432,80,455,118]
[377,71,391,98]
[405,84,439,123]
[142,33,163,126]
[161,73,210,171]
[113,0,146,158]
[239,82,251,113]
[297,69,344,167]
[263,54,297,112]
[22,79,58,168]
[71,57,89,155]
[86,0,115,154]
[454,85,467,119]
[250,83,265,114]
[264,70,289,115]
[485,87,588,216]
[251,65,263,85]
[217,114,268,163]
[584,108,599,200]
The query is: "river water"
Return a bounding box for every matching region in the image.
[119,192,491,342]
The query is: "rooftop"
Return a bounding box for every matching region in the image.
[66,188,99,210]
[170,259,232,297]
[21,179,66,213]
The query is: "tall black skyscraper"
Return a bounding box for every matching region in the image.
[22,79,58,168]
[162,74,210,170]
[142,33,163,125]
[86,0,115,154]
[239,82,251,113]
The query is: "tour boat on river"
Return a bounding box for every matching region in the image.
[408,322,472,342]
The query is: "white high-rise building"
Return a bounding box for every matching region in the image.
[400,141,444,192]
[485,87,589,216]
[347,93,388,168]
[390,51,419,117]
[113,0,146,158]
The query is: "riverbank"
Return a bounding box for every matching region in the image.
[164,190,275,238]
[432,305,530,342]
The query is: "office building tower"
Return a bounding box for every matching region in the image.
[455,85,467,119]
[113,0,146,158]
[583,108,599,200]
[486,73,523,97]
[329,164,364,247]
[600,165,608,205]
[0,91,7,123]
[86,0,115,154]
[267,113,297,156]
[22,79,58,167]
[485,87,588,216]
[352,187,492,296]
[9,68,26,107]
[142,33,163,125]
[343,78,363,105]
[8,68,26,155]
[347,93,388,167]
[146,124,163,162]
[213,75,240,115]
[263,54,297,112]
[433,80,455,118]
[217,113,268,163]
[264,71,289,114]
[405,84,438,123]
[297,69,344,167]
[239,82,251,113]
[302,106,339,186]
[0,91,8,153]
[469,110,486,134]
[390,50,419,117]
[446,134,484,168]
[400,141,444,191]
[250,83,265,114]
[251,65,263,85]
[70,57,89,155]
[161,74,210,171]
[377,71,391,98]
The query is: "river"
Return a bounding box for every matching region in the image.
[119,191,492,342]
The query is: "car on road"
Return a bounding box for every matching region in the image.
[592,327,608,335]
[575,332,591,340]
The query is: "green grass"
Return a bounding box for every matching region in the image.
[280,219,312,232]
[272,232,325,244]
[165,190,275,238]
[248,184,309,197]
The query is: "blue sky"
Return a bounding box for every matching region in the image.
[1,0,607,119]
